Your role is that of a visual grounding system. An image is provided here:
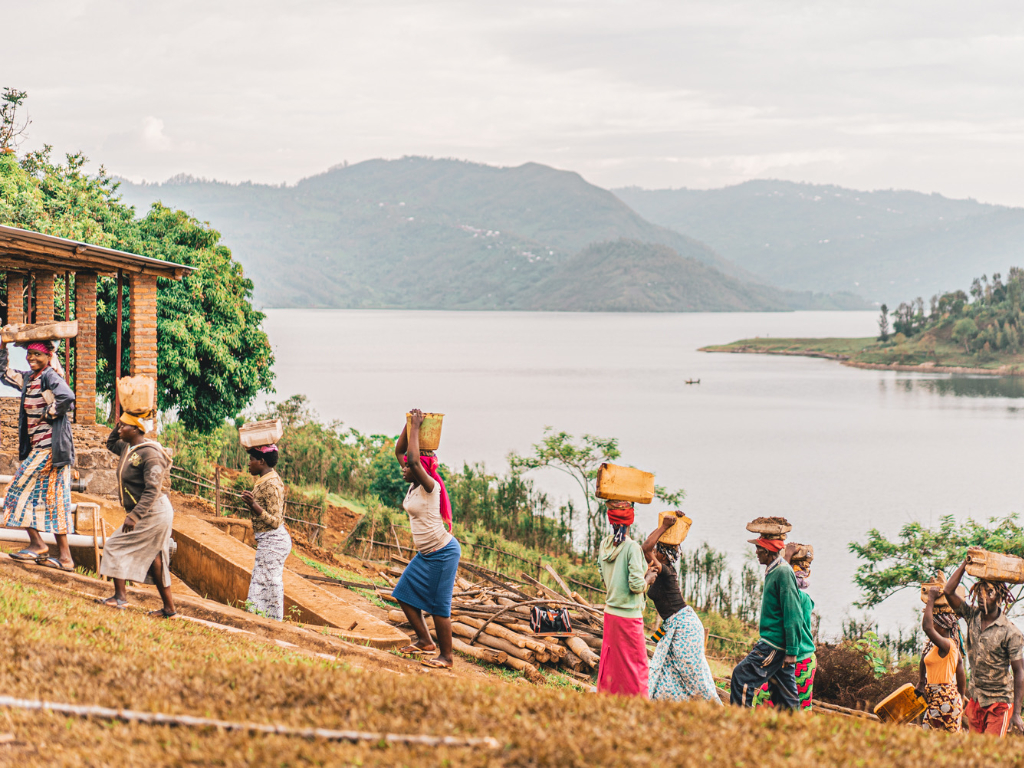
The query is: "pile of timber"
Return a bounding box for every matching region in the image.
[377,556,619,684]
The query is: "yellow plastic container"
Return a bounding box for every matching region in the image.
[658,512,692,545]
[919,570,965,608]
[965,548,1024,584]
[407,412,444,451]
[873,683,927,725]
[117,375,156,415]
[595,463,655,504]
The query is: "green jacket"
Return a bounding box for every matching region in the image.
[793,590,816,659]
[759,558,805,657]
[598,535,648,619]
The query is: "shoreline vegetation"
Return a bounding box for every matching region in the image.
[700,337,1024,376]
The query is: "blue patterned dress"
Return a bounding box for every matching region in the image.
[648,606,722,703]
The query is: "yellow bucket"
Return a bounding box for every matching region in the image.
[407,412,444,452]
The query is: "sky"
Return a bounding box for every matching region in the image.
[6,1,1024,204]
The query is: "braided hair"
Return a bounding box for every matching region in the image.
[923,609,964,660]
[969,579,1016,611]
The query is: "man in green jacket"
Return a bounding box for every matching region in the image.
[730,537,802,709]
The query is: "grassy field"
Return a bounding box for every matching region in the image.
[0,570,1021,766]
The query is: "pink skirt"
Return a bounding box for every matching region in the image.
[598,613,649,697]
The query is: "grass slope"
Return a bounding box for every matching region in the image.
[115,158,801,311]
[616,179,1024,305]
[0,571,1014,766]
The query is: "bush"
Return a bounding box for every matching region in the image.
[815,640,918,709]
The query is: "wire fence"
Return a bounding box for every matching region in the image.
[169,464,327,546]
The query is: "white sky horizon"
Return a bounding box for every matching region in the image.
[7,1,1024,206]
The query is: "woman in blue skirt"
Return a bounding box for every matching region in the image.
[392,409,461,669]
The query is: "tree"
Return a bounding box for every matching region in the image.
[849,514,1024,609]
[0,88,29,151]
[509,427,684,556]
[877,304,889,341]
[952,317,979,353]
[96,204,275,432]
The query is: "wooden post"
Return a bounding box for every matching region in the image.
[74,273,97,424]
[114,269,123,421]
[26,272,33,323]
[64,272,72,380]
[214,466,221,516]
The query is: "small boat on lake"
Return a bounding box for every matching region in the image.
[685,379,700,385]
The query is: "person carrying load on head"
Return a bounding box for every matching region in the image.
[97,411,177,618]
[641,512,721,704]
[943,556,1024,736]
[730,530,802,709]
[597,499,659,697]
[392,409,461,670]
[0,339,76,571]
[917,577,967,733]
[751,542,817,710]
[240,443,290,620]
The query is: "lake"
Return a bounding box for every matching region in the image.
[261,309,1024,636]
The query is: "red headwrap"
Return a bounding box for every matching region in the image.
[605,499,635,527]
[749,537,785,553]
[26,342,53,355]
[402,454,452,531]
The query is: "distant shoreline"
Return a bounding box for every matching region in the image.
[701,341,1024,377]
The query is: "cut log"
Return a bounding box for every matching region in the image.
[455,575,474,591]
[561,647,583,672]
[579,633,603,651]
[451,637,507,665]
[543,564,574,598]
[501,655,543,684]
[518,572,564,602]
[454,615,530,649]
[566,636,600,669]
[450,623,537,663]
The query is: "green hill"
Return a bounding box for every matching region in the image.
[616,180,1024,305]
[115,158,854,311]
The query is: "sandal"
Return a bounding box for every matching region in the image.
[9,549,44,562]
[147,608,177,619]
[398,644,435,656]
[96,596,128,610]
[420,658,453,669]
[38,557,75,572]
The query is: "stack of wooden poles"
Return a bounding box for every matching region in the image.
[377,555,610,683]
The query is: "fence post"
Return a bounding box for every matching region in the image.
[215,466,221,517]
[536,558,542,580]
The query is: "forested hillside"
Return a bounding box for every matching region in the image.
[116,158,861,311]
[616,180,1024,305]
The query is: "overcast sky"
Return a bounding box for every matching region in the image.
[7,1,1024,204]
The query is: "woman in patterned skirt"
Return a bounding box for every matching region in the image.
[918,585,966,732]
[241,444,291,620]
[642,514,721,703]
[0,340,76,571]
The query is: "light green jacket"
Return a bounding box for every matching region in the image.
[598,535,648,619]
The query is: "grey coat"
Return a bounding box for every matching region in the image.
[0,345,76,468]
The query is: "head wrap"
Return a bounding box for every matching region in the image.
[22,340,67,379]
[120,411,154,435]
[255,444,279,453]
[401,453,452,531]
[923,610,964,660]
[25,342,53,355]
[655,542,679,566]
[748,537,785,553]
[605,499,635,526]
[793,566,811,590]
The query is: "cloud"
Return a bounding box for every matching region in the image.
[141,117,172,151]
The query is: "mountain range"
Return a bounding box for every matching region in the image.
[616,181,1024,306]
[115,159,861,311]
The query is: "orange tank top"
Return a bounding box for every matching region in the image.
[924,642,959,685]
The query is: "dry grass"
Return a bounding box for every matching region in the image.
[0,576,1022,766]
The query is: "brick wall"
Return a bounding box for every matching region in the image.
[129,273,158,386]
[75,273,97,425]
[34,271,55,322]
[6,275,24,325]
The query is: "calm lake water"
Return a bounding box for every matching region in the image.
[262,309,1024,636]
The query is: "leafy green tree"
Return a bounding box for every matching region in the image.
[848,514,1024,608]
[368,445,406,508]
[877,303,889,341]
[509,428,684,556]
[952,317,979,353]
[0,88,29,150]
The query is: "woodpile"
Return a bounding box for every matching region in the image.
[377,555,638,684]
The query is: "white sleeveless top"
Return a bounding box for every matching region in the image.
[403,481,452,553]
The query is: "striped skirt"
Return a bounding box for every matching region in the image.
[2,448,73,534]
[752,653,816,710]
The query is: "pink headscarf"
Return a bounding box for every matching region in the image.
[403,453,452,531]
[24,341,66,380]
